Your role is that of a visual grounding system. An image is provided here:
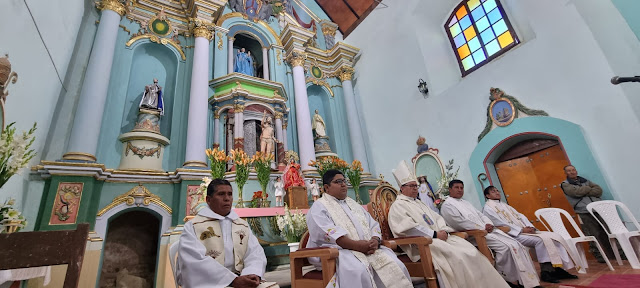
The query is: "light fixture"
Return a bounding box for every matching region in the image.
[418,79,429,98]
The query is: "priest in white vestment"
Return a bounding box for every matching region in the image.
[176,178,278,288]
[482,186,579,283]
[306,169,413,288]
[388,161,509,288]
[441,179,542,288]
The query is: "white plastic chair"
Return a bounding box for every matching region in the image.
[586,200,640,269]
[169,241,180,288]
[535,208,614,273]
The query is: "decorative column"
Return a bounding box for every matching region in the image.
[288,52,316,172]
[63,0,126,161]
[339,66,370,172]
[262,47,269,80]
[213,112,220,148]
[274,112,284,142]
[183,23,212,167]
[320,20,339,48]
[233,104,244,150]
[228,37,235,74]
[282,122,288,151]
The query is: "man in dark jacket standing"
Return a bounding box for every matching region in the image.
[560,165,621,263]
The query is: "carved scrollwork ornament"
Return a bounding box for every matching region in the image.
[275,112,283,119]
[193,26,213,40]
[338,66,355,82]
[287,52,307,67]
[234,104,245,113]
[96,0,126,17]
[321,26,337,37]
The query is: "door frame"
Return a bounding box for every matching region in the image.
[469,116,613,205]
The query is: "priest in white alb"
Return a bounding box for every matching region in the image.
[483,185,580,282]
[306,169,413,288]
[388,161,509,288]
[441,179,542,288]
[176,178,278,288]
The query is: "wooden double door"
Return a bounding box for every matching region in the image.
[495,143,577,230]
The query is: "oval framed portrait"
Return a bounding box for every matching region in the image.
[489,98,516,126]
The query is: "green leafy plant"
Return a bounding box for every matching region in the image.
[0,122,37,188]
[276,204,307,243]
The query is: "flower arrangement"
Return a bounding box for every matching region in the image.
[346,160,364,203]
[205,148,230,180]
[309,156,349,178]
[1,198,27,233]
[250,191,268,208]
[0,122,37,189]
[276,204,307,243]
[251,151,273,206]
[435,159,459,208]
[231,149,251,207]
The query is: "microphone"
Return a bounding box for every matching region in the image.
[611,76,640,85]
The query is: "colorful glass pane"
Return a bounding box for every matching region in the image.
[487,7,502,24]
[483,0,497,13]
[454,33,466,48]
[456,6,468,20]
[462,56,475,70]
[476,16,490,33]
[468,37,481,52]
[471,5,485,21]
[458,44,471,59]
[485,39,501,56]
[480,28,495,44]
[492,19,508,35]
[450,22,462,37]
[498,31,514,48]
[468,0,481,10]
[463,26,476,41]
[459,15,472,30]
[449,16,458,26]
[472,49,487,63]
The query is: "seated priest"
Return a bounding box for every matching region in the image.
[483,186,579,283]
[306,169,413,288]
[441,180,542,288]
[388,161,509,288]
[176,178,278,288]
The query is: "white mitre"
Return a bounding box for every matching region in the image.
[392,160,417,187]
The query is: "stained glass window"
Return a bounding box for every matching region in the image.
[446,0,519,76]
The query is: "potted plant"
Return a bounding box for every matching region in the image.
[251,151,273,207]
[0,122,37,188]
[346,160,364,203]
[276,204,307,252]
[231,149,251,207]
[309,156,349,178]
[205,147,230,180]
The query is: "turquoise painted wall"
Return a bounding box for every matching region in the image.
[612,0,640,41]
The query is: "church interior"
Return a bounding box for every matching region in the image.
[1,0,640,287]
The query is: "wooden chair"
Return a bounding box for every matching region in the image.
[289,231,338,288]
[0,223,89,288]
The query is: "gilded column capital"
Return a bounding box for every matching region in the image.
[275,112,283,119]
[338,66,355,82]
[286,52,307,67]
[192,26,213,40]
[234,104,245,113]
[282,122,288,129]
[214,113,220,119]
[96,0,126,17]
[321,26,337,37]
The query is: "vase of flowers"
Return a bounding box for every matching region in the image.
[205,148,230,180]
[0,122,37,189]
[252,151,273,207]
[309,156,349,178]
[1,198,27,233]
[276,204,307,252]
[231,149,250,208]
[346,160,364,203]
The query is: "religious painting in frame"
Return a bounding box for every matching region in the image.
[489,97,515,126]
[49,182,84,225]
[186,184,203,218]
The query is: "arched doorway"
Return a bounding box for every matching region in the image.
[494,137,577,229]
[98,210,160,288]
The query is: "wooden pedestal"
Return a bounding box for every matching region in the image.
[285,186,309,209]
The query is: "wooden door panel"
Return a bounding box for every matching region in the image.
[495,157,545,229]
[529,145,575,214]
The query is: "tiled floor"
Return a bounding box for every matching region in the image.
[265,259,639,288]
[537,259,640,288]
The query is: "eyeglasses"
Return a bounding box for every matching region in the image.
[403,184,419,188]
[331,179,347,185]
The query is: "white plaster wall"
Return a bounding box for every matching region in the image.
[347,0,640,214]
[0,0,85,229]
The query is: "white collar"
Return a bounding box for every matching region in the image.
[397,194,418,201]
[323,193,348,203]
[197,206,239,220]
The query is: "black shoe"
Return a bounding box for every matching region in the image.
[507,282,523,288]
[540,271,560,283]
[596,257,606,263]
[553,267,579,279]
